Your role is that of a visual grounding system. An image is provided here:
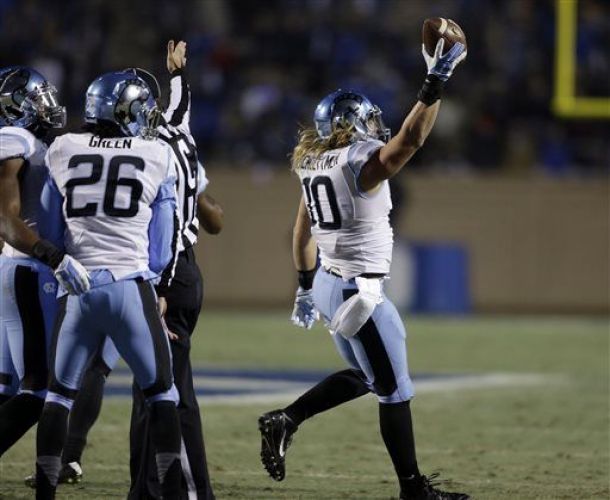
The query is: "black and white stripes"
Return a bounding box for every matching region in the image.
[159,70,200,250]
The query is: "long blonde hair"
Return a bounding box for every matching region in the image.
[291,124,355,171]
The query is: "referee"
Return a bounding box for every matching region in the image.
[128,41,222,500]
[25,41,222,500]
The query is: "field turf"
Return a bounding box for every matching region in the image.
[0,312,608,499]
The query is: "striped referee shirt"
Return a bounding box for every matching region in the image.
[158,69,207,251]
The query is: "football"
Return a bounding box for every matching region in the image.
[422,17,467,56]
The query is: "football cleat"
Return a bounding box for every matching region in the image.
[258,410,297,481]
[59,461,83,484]
[23,472,36,489]
[24,461,83,488]
[400,473,470,500]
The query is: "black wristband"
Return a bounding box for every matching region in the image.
[417,74,444,106]
[170,68,185,78]
[32,239,64,269]
[297,269,316,290]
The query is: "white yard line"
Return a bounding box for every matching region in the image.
[102,372,557,405]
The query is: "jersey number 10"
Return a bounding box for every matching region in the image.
[66,154,144,218]
[301,176,342,230]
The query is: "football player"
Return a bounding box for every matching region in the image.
[34,71,183,500]
[0,67,89,457]
[258,40,469,499]
[28,42,221,499]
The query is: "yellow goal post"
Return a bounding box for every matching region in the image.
[553,0,610,118]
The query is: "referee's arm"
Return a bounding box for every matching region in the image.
[197,193,223,235]
[163,40,191,132]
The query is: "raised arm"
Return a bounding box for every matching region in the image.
[358,40,466,192]
[163,40,191,131]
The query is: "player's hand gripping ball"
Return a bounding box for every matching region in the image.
[422,17,467,81]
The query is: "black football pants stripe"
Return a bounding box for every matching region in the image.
[343,289,398,397]
[136,281,173,398]
[14,266,48,392]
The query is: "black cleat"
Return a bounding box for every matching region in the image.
[58,462,83,484]
[258,410,297,481]
[24,462,83,489]
[400,473,470,500]
[24,472,36,489]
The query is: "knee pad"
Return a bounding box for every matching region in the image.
[18,387,47,400]
[45,391,75,411]
[375,374,415,404]
[146,383,179,406]
[330,277,384,338]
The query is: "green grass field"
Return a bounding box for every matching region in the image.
[0,312,608,499]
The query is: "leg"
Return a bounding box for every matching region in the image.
[167,256,214,500]
[287,270,373,426]
[345,299,420,492]
[260,270,372,481]
[0,324,17,405]
[259,366,370,482]
[283,369,370,426]
[111,280,182,500]
[36,295,103,499]
[349,299,468,498]
[61,338,118,467]
[0,265,50,456]
[128,378,157,500]
[312,271,421,495]
[0,258,16,405]
[130,250,214,500]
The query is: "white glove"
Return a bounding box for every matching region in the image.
[54,254,91,295]
[422,38,467,81]
[290,287,319,330]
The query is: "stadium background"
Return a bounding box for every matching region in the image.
[0,0,608,499]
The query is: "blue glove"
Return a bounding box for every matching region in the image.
[290,287,319,330]
[54,254,91,295]
[422,39,467,81]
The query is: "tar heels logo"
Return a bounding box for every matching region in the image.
[43,282,57,294]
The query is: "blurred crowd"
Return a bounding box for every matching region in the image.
[0,0,608,176]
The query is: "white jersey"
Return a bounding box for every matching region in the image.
[0,126,48,259]
[45,132,175,279]
[295,139,393,279]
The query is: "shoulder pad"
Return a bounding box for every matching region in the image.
[0,126,37,161]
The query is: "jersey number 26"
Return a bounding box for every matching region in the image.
[66,154,144,218]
